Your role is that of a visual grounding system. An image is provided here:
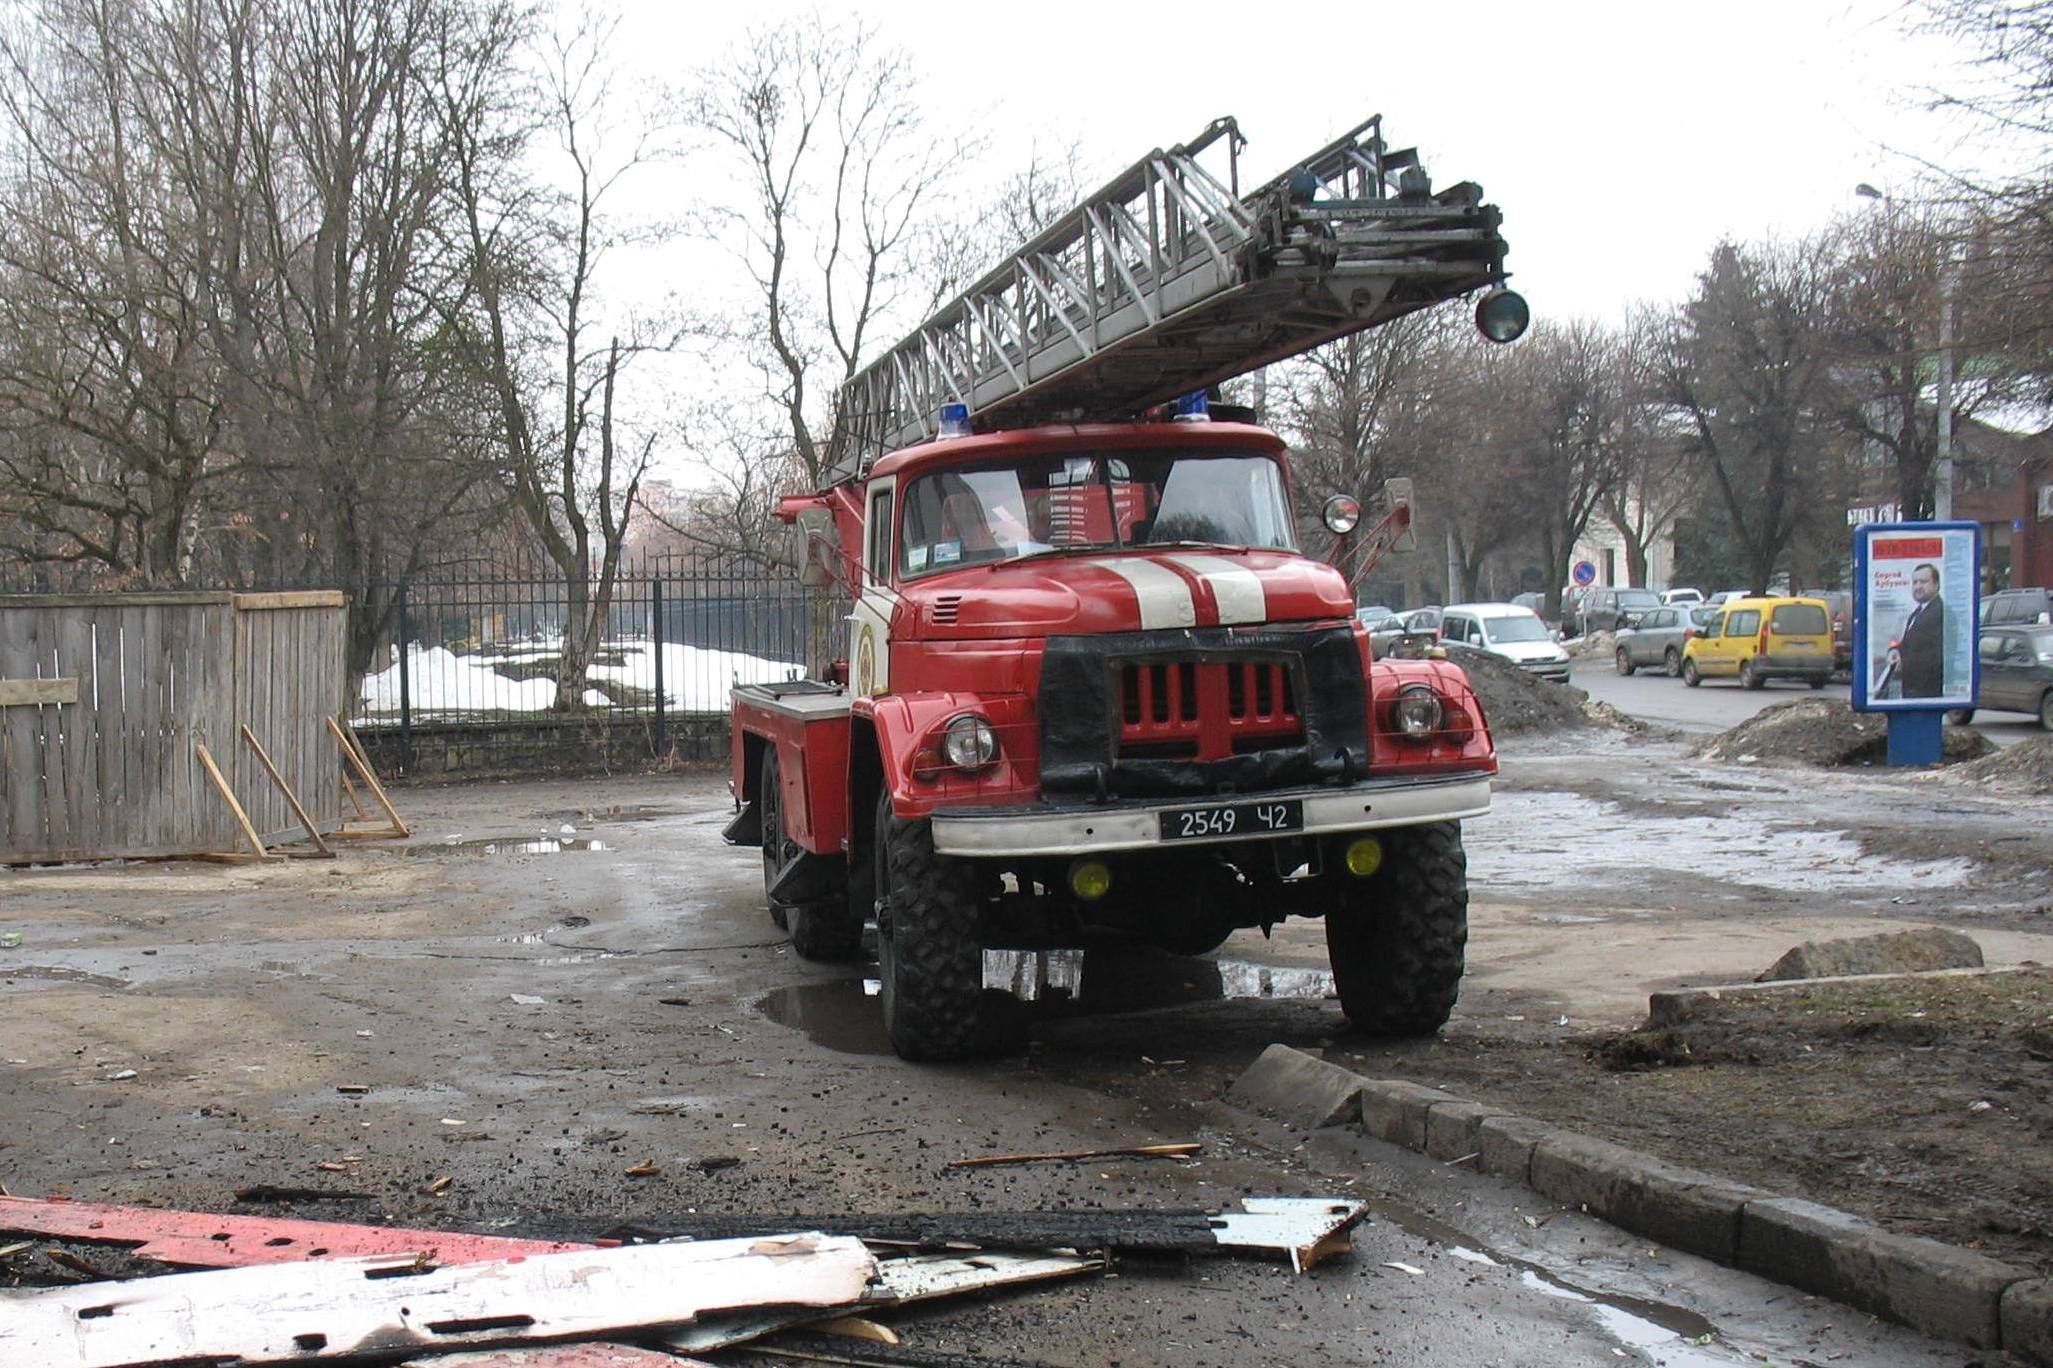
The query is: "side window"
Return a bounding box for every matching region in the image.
[1991,597,2018,625]
[1725,610,1760,638]
[1447,616,1472,643]
[2007,637,2033,662]
[867,489,894,584]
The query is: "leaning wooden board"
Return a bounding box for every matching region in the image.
[0,1233,875,1368]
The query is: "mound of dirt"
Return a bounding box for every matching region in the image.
[1570,629,1617,659]
[1691,697,1997,768]
[1441,643,1607,736]
[1949,733,2053,794]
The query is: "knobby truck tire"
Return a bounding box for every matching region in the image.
[1325,821,1468,1036]
[876,789,983,1061]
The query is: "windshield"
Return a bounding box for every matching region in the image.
[1618,590,1661,607]
[1485,616,1551,644]
[897,451,1295,577]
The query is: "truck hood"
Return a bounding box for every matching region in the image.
[902,549,1355,637]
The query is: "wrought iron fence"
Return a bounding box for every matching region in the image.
[348,555,828,748]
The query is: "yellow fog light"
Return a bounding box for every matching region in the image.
[1069,859,1113,901]
[1343,836,1384,878]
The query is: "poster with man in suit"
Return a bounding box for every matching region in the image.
[1856,524,1978,710]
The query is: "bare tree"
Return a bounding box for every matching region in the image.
[441,10,670,710]
[1598,326,1695,589]
[690,15,971,487]
[1654,239,1838,594]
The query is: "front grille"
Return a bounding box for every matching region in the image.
[1118,660,1302,761]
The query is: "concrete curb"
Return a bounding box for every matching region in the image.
[1228,1044,2049,1363]
[1648,965,2036,1027]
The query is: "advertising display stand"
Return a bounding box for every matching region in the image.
[1850,521,1982,766]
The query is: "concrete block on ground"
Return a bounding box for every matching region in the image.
[1530,1131,1765,1265]
[1758,927,1983,982]
[1226,1044,1365,1129]
[1647,966,2031,1028]
[1739,1196,2023,1347]
[2002,1279,2053,1366]
[1476,1115,1557,1185]
[1423,1099,1513,1163]
[1358,1079,1459,1150]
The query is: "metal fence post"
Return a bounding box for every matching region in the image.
[651,577,667,761]
[397,586,414,776]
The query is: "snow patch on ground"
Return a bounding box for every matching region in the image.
[360,639,802,717]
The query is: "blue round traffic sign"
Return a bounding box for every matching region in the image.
[1572,561,1596,586]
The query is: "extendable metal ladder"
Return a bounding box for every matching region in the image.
[831,114,1513,479]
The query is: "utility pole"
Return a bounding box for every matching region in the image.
[1935,253,1957,520]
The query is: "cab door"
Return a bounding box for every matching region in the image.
[1716,607,1761,675]
[850,478,896,698]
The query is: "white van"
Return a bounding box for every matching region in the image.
[1440,602,1572,683]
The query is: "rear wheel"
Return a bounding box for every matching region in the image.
[1807,675,1827,690]
[1946,708,1975,725]
[757,751,789,932]
[1326,822,1468,1036]
[1664,648,1681,678]
[1615,648,1635,677]
[875,789,984,1061]
[1682,658,1702,688]
[1740,660,1765,690]
[762,750,862,960]
[2041,691,2053,732]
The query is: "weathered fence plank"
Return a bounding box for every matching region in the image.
[0,593,347,863]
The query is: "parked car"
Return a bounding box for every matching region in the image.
[1681,596,1834,689]
[1441,602,1572,683]
[1704,589,1748,608]
[1661,587,1704,605]
[1355,604,1397,627]
[1815,589,1853,673]
[1613,605,1696,677]
[1983,587,2053,628]
[1510,591,1547,616]
[1400,606,1443,634]
[1952,626,2053,730]
[1577,587,1664,635]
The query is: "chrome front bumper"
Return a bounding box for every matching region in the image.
[928,773,1492,858]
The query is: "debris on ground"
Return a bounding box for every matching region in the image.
[1757,928,1984,982]
[1441,643,1623,736]
[944,1141,1201,1169]
[1569,629,1617,659]
[0,1192,1366,1366]
[1946,733,2053,794]
[1691,697,1996,768]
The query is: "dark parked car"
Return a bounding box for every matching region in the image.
[1816,590,1853,672]
[1577,587,1663,635]
[1955,626,2053,730]
[1984,588,2053,628]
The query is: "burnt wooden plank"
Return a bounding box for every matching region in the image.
[0,1233,876,1367]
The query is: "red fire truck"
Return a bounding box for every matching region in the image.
[726,114,1527,1060]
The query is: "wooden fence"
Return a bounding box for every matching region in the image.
[0,592,348,863]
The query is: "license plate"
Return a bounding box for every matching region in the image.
[1158,800,1304,841]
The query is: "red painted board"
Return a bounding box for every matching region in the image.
[0,1194,607,1268]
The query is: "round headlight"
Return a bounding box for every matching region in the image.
[1475,287,1530,344]
[1323,494,1362,535]
[1394,685,1443,737]
[941,714,998,770]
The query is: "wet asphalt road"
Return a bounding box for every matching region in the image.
[0,772,1991,1367]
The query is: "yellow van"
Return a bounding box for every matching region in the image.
[1681,596,1834,690]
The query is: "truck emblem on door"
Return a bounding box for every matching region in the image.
[855,624,877,696]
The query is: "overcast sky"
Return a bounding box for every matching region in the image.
[621,0,1992,323]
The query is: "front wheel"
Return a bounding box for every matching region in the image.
[2040,691,2053,732]
[1946,708,1975,725]
[1682,658,1702,688]
[1664,648,1681,678]
[1615,648,1636,677]
[875,789,984,1061]
[1326,822,1468,1036]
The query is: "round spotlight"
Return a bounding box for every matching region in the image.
[941,714,998,770]
[1343,836,1384,878]
[1475,287,1530,344]
[1394,684,1444,736]
[1323,494,1362,535]
[1068,859,1112,901]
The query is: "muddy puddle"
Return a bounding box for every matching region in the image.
[758,949,1336,1056]
[0,964,131,991]
[407,837,611,857]
[1471,790,1976,895]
